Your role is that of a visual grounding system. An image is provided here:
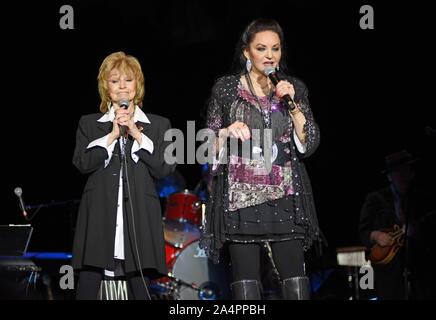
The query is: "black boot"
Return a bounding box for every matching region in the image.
[281,276,311,300]
[230,280,262,300]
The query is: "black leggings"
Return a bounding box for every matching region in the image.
[76,268,151,300]
[228,240,305,282]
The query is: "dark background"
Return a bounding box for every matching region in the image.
[2,1,434,260]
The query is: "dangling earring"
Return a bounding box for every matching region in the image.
[246,59,252,72]
[276,64,280,71]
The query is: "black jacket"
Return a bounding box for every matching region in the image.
[359,185,432,248]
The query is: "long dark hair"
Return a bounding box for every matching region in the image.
[231,18,289,75]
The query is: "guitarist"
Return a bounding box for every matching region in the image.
[359,150,428,299]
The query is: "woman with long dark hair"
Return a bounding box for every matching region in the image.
[201,19,322,300]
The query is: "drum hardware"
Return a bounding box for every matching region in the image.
[166,272,215,300]
[151,240,231,300]
[153,190,230,300]
[201,204,206,227]
[193,201,201,208]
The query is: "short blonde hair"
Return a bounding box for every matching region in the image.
[97,51,145,113]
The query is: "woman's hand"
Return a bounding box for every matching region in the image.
[116,107,134,133]
[275,80,307,144]
[107,110,122,145]
[223,121,251,142]
[275,80,295,101]
[108,108,142,144]
[118,108,140,137]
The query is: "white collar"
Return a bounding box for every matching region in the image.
[97,105,150,124]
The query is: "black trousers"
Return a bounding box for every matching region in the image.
[76,266,151,300]
[228,239,305,282]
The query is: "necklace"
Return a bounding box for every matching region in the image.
[245,72,272,128]
[248,72,271,94]
[244,72,277,167]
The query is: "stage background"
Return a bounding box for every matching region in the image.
[2,0,434,288]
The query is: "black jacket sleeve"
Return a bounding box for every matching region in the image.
[136,117,176,180]
[72,116,109,175]
[292,78,320,158]
[359,192,380,248]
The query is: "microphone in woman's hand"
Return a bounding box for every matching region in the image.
[119,99,129,136]
[263,67,296,110]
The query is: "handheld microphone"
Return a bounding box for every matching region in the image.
[119,99,129,136]
[14,187,28,218]
[263,67,297,110]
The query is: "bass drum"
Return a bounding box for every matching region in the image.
[170,240,231,300]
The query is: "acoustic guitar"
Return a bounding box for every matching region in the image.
[369,224,405,265]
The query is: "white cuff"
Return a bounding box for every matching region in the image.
[293,129,307,154]
[86,134,117,168]
[131,133,154,163]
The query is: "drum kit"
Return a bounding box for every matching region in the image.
[151,189,231,300]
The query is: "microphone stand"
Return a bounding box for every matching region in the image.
[22,199,80,227]
[18,199,80,252]
[24,200,80,210]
